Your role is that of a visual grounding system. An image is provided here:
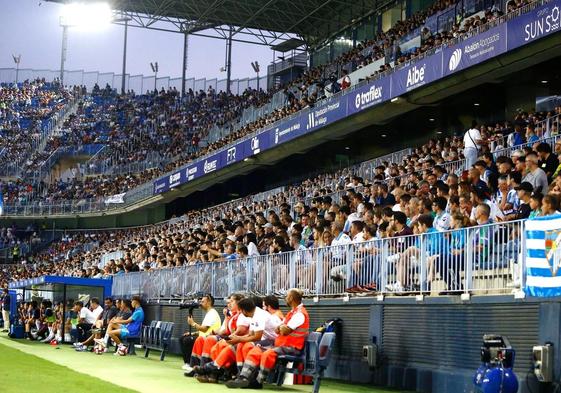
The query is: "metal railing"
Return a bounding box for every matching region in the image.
[111,219,524,299]
[0,68,268,96]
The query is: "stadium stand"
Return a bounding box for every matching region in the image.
[3,0,561,391]
[0,0,544,212]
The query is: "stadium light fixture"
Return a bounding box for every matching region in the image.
[381,134,387,138]
[60,2,112,30]
[474,103,480,106]
[429,118,435,122]
[58,2,112,88]
[541,80,549,84]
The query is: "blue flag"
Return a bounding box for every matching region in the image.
[525,214,561,297]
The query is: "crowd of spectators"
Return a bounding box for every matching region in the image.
[1,0,540,208]
[0,79,77,177]
[2,102,561,294]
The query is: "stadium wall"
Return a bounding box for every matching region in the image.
[144,295,559,393]
[0,205,166,229]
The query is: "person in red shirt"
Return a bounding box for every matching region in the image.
[226,289,309,389]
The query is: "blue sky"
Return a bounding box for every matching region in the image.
[0,0,273,81]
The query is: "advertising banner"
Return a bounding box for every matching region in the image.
[390,51,443,97]
[507,0,561,50]
[269,116,304,146]
[442,24,507,76]
[347,76,391,115]
[303,96,347,133]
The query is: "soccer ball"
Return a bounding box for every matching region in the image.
[93,345,105,355]
[117,345,128,356]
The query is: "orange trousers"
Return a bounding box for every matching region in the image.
[236,342,255,367]
[239,345,278,370]
[191,335,219,361]
[212,339,236,369]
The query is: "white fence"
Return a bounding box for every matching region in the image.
[111,220,524,299]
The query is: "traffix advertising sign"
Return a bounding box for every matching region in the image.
[507,0,561,50]
[443,24,507,76]
[304,97,346,132]
[347,77,391,115]
[390,52,443,97]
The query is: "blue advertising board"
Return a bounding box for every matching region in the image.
[347,76,391,115]
[391,52,443,97]
[268,115,304,146]
[152,4,561,196]
[507,0,561,50]
[442,24,507,76]
[303,96,348,132]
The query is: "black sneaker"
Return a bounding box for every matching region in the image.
[246,380,263,389]
[226,377,250,389]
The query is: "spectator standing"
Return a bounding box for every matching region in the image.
[464,121,484,169]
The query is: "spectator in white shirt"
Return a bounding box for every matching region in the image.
[432,196,451,232]
[463,120,484,169]
[73,300,97,342]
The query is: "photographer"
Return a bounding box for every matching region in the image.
[181,294,221,370]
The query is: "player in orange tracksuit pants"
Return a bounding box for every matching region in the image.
[196,298,268,383]
[186,294,245,375]
[226,289,310,389]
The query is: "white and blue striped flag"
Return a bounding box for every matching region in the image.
[525,214,561,297]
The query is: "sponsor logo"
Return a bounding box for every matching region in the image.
[448,48,462,71]
[226,147,236,164]
[169,172,181,187]
[406,65,426,87]
[203,159,217,174]
[251,137,260,154]
[154,180,166,193]
[274,128,279,144]
[306,102,340,130]
[524,6,560,42]
[187,166,197,181]
[306,112,316,130]
[354,85,383,110]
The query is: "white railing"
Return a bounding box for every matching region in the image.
[111,220,524,299]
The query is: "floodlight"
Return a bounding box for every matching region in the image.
[60,2,112,30]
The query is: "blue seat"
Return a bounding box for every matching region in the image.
[275,332,336,393]
[142,320,174,361]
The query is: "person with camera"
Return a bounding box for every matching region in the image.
[181,294,221,370]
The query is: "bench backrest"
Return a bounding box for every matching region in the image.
[304,331,322,372]
[318,332,336,369]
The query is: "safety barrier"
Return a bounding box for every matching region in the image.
[111,220,525,299]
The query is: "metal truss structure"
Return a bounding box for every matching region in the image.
[46,0,381,49]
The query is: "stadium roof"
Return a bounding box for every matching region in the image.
[46,0,385,48]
